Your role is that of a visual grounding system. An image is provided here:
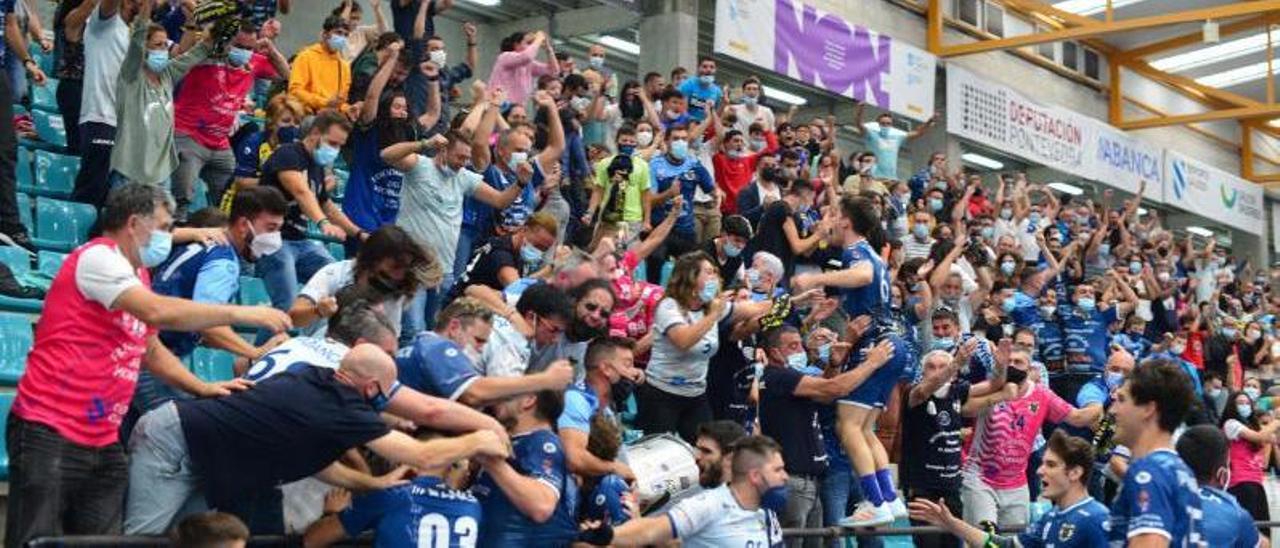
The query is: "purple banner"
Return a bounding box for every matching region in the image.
[773,0,891,106]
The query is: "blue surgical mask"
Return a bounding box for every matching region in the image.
[669,139,689,160]
[140,229,173,268]
[276,125,301,143]
[760,483,789,513]
[743,95,757,106]
[1077,298,1096,312]
[1002,296,1017,313]
[1237,404,1254,419]
[786,352,809,370]
[313,143,340,167]
[1000,207,1013,220]
[227,46,254,67]
[1000,261,1016,277]
[932,337,956,351]
[929,198,944,213]
[749,138,766,151]
[933,181,948,191]
[913,223,930,240]
[1039,305,1056,318]
[1099,243,1110,257]
[589,56,605,68]
[698,74,714,85]
[699,279,720,303]
[724,241,743,258]
[981,226,994,240]
[520,242,543,264]
[618,145,636,156]
[1029,212,1042,225]
[1129,261,1142,275]
[508,151,528,172]
[1223,327,1238,339]
[327,34,348,52]
[146,49,170,73]
[818,343,832,364]
[1104,371,1125,390]
[746,268,762,288]
[1245,387,1261,401]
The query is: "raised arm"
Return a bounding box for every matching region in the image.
[64,0,100,43]
[907,114,937,140]
[533,90,565,167]
[360,42,403,124]
[383,134,446,172]
[849,103,867,137]
[416,62,442,130]
[469,88,503,172]
[794,340,894,402]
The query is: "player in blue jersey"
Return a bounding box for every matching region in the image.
[578,435,786,548]
[1108,359,1205,547]
[1175,425,1265,548]
[396,297,573,406]
[302,429,502,548]
[792,194,912,526]
[910,430,1109,547]
[472,389,580,547]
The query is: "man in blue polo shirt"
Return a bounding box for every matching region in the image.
[645,124,714,284]
[676,57,722,122]
[396,297,573,406]
[1176,425,1261,548]
[1059,272,1138,401]
[133,186,290,424]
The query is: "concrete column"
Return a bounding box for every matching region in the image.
[638,0,699,80]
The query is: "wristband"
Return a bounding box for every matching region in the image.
[318,218,331,227]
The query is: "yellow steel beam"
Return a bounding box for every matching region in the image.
[1244,123,1256,179]
[1122,95,1280,168]
[1109,59,1123,125]
[1118,13,1280,61]
[1255,174,1280,183]
[927,0,943,55]
[998,0,1116,55]
[937,1,1280,57]
[1116,105,1280,130]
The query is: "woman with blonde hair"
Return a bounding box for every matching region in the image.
[223,93,308,211]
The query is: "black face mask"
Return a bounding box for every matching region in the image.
[611,379,636,407]
[369,274,401,296]
[760,167,779,183]
[1005,366,1028,385]
[570,315,608,342]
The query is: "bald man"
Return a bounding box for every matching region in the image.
[125,344,510,534]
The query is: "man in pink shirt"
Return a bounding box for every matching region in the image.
[960,346,1102,530]
[487,29,559,106]
[5,183,291,546]
[172,20,289,221]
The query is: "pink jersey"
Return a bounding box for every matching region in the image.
[609,251,664,341]
[14,239,155,447]
[965,384,1072,490]
[174,55,278,150]
[1225,419,1268,487]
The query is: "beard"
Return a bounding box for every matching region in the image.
[569,315,608,342]
[699,463,724,488]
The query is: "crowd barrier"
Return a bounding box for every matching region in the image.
[30,522,1280,546]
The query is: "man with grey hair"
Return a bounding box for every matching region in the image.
[745,251,785,302]
[6,183,293,546]
[901,348,1017,548]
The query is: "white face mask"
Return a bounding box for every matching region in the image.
[249,228,283,259]
[428,49,447,67]
[636,131,654,147]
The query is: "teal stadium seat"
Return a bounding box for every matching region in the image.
[32,110,67,149]
[32,150,79,198]
[37,250,66,279]
[16,147,32,189]
[28,42,52,77]
[30,78,57,112]
[191,180,210,211]
[0,391,14,479]
[33,197,96,252]
[327,242,345,261]
[238,276,271,307]
[189,347,235,383]
[0,247,39,313]
[16,193,32,233]
[0,313,32,385]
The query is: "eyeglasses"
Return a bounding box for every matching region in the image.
[583,302,613,317]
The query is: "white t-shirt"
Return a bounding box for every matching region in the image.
[397,158,482,274]
[297,260,405,337]
[729,103,776,134]
[76,244,142,307]
[647,298,733,397]
[480,315,532,378]
[995,217,1044,261]
[80,5,129,126]
[667,484,784,548]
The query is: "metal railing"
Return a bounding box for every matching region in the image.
[26,522,1280,545]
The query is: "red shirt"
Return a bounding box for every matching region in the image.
[14,239,156,447]
[713,152,762,215]
[174,54,278,150]
[1185,331,1206,370]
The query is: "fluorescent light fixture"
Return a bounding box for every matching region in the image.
[1150,29,1280,73]
[461,0,500,5]
[961,152,1004,170]
[1196,60,1272,88]
[1186,226,1214,237]
[762,85,807,106]
[1047,182,1084,196]
[1052,0,1146,16]
[597,35,640,56]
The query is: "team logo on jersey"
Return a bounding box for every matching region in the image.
[1059,523,1075,542]
[544,442,557,454]
[445,348,459,357]
[937,410,953,427]
[1134,471,1152,484]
